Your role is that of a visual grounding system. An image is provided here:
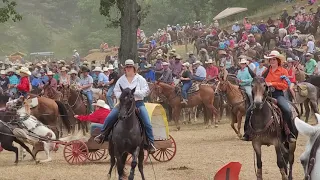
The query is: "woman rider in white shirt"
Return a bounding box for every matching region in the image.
[94,59,156,153]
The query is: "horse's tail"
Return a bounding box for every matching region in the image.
[55,100,71,133]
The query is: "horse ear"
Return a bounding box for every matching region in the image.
[294,117,316,137]
[131,87,136,94]
[120,85,123,92]
[315,113,320,125]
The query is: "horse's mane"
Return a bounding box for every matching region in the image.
[0,94,9,105]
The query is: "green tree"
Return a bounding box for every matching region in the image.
[100,0,142,64]
[0,0,21,23]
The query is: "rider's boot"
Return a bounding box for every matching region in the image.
[94,127,111,144]
[148,142,156,154]
[288,133,296,143]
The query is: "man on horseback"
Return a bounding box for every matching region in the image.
[242,50,296,143]
[79,67,94,113]
[94,59,156,154]
[236,59,253,105]
[192,61,206,82]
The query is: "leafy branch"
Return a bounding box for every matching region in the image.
[0,0,22,23]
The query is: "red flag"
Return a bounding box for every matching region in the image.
[214,162,242,180]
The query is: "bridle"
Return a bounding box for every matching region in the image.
[305,132,320,180]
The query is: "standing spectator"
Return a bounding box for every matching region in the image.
[105,65,118,109]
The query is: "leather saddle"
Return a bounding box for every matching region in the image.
[175,83,200,95]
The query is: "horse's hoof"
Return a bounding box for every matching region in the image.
[238,133,242,139]
[176,126,181,131]
[215,124,218,128]
[106,174,111,180]
[14,161,18,165]
[35,160,40,164]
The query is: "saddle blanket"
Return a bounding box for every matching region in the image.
[294,84,308,97]
[26,98,38,109]
[175,83,200,95]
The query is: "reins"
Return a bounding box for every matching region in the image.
[305,132,320,180]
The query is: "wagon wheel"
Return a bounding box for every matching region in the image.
[152,135,177,162]
[87,149,107,161]
[63,140,89,165]
[126,150,149,165]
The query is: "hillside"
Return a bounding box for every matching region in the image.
[0,0,316,59]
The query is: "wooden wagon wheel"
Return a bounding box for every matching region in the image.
[87,149,107,161]
[126,150,149,165]
[152,135,177,162]
[63,140,89,165]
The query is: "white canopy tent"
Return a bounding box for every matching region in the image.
[213,7,248,20]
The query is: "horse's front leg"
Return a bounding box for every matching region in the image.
[252,141,263,180]
[128,146,140,180]
[304,100,310,123]
[172,107,181,130]
[275,143,288,180]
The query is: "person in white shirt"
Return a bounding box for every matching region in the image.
[192,61,207,81]
[254,59,267,76]
[94,59,156,153]
[307,37,315,53]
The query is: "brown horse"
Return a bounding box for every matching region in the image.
[150,81,218,130]
[60,85,89,135]
[216,77,246,138]
[250,77,298,180]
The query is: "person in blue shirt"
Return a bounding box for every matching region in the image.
[39,69,49,84]
[232,21,241,33]
[7,68,19,96]
[250,22,262,34]
[236,59,253,105]
[31,73,42,89]
[144,64,156,82]
[92,67,108,87]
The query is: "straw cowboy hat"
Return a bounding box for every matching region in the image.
[157,49,163,54]
[46,71,54,76]
[93,67,103,72]
[6,68,14,73]
[239,59,248,64]
[193,60,201,65]
[36,63,42,67]
[125,59,135,66]
[175,55,182,60]
[162,62,170,66]
[83,61,89,65]
[107,64,114,70]
[61,67,68,72]
[144,64,153,68]
[0,70,6,75]
[156,54,163,59]
[103,67,109,72]
[19,67,31,76]
[182,62,190,67]
[205,59,214,64]
[264,50,286,64]
[287,57,294,62]
[42,61,47,65]
[68,69,78,75]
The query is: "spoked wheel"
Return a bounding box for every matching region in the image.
[152,135,177,162]
[126,150,149,165]
[87,149,107,161]
[63,140,88,165]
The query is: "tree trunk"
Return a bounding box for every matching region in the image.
[117,0,140,65]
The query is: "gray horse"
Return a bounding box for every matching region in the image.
[293,82,319,123]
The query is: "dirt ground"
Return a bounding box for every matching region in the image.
[0,116,310,180]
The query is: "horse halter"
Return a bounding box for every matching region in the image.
[305,133,320,180]
[252,78,270,110]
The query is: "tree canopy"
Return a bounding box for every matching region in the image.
[0,0,22,23]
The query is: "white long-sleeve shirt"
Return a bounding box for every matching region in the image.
[113,74,149,101]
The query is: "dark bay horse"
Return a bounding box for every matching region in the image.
[60,85,89,135]
[250,77,298,180]
[107,87,145,180]
[150,81,218,130]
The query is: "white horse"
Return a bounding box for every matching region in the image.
[295,113,320,180]
[6,98,57,163]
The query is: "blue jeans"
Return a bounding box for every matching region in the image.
[90,123,103,135]
[101,100,154,143]
[83,90,93,112]
[182,81,192,99]
[192,75,205,82]
[106,85,115,109]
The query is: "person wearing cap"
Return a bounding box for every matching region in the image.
[0,70,9,92]
[45,71,58,91]
[307,36,315,53]
[258,20,267,33]
[79,66,94,112]
[159,62,173,84]
[31,73,42,90]
[192,61,206,82]
[69,69,80,86]
[17,67,31,98]
[59,67,70,86]
[236,59,253,104]
[245,50,296,142]
[254,59,267,77]
[286,58,297,102]
[232,21,240,33]
[187,52,196,65]
[138,55,147,74]
[171,55,183,78]
[205,59,219,82]
[74,99,111,134]
[105,64,118,109]
[144,64,156,83]
[94,59,156,154]
[7,68,19,96]
[305,53,317,76]
[180,62,192,104]
[93,67,108,87]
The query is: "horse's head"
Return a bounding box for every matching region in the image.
[60,84,71,101]
[295,114,320,178]
[252,77,268,109]
[118,86,136,120]
[6,97,24,111]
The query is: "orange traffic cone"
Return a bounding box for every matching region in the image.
[214,162,242,180]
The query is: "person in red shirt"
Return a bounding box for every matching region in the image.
[205,59,219,82]
[17,67,31,98]
[74,99,111,134]
[286,58,296,102]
